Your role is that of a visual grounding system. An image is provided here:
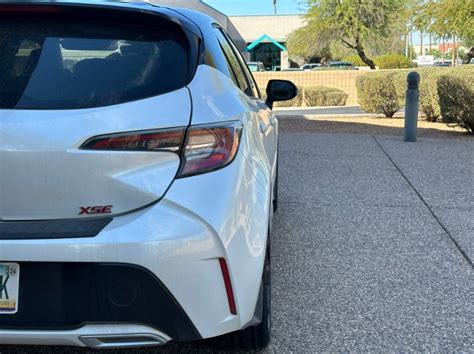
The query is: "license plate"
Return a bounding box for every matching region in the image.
[0,263,20,314]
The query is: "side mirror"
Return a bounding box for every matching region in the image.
[265,80,298,109]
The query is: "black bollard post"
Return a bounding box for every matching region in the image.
[404,72,420,142]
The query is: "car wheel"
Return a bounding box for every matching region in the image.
[212,245,271,351]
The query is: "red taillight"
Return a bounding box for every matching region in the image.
[80,121,242,177]
[81,129,185,153]
[219,258,237,315]
[177,121,242,178]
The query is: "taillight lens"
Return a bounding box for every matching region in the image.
[81,129,185,152]
[80,121,242,177]
[177,121,243,178]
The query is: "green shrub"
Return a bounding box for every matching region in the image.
[437,74,474,134]
[356,71,404,117]
[375,54,413,69]
[304,86,348,106]
[386,68,441,122]
[273,86,303,107]
[356,65,474,122]
[418,68,442,122]
[342,55,366,67]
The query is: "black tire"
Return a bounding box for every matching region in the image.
[212,248,271,351]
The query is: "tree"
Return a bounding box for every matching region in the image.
[423,0,474,64]
[412,1,432,56]
[287,0,407,69]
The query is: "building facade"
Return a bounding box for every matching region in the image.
[151,1,306,69]
[229,15,305,70]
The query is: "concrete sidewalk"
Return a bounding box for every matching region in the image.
[274,105,371,117]
[269,132,473,351]
[4,129,472,353]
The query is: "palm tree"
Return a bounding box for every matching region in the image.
[273,0,277,14]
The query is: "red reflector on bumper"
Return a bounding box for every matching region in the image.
[219,258,237,315]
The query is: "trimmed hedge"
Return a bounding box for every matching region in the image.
[273,86,303,108]
[418,69,442,122]
[341,55,366,67]
[356,72,404,117]
[304,86,348,106]
[375,54,413,69]
[437,73,474,134]
[272,86,348,107]
[342,53,415,69]
[356,66,474,126]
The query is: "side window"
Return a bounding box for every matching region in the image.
[220,29,261,98]
[214,28,252,96]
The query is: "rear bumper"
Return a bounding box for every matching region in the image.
[0,199,239,341]
[0,150,270,344]
[0,262,200,342]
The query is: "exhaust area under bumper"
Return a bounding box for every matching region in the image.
[0,324,171,349]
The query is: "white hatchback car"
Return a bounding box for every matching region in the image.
[0,1,297,351]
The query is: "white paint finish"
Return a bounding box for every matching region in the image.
[0,200,237,338]
[0,151,180,220]
[0,89,190,220]
[0,2,282,345]
[165,150,271,329]
[186,65,249,125]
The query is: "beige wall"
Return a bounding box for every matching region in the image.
[229,15,305,43]
[149,0,246,50]
[253,71,365,106]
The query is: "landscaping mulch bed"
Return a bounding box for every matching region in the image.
[278,115,472,140]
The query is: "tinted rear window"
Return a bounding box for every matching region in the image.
[0,17,192,109]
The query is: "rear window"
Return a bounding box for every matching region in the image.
[0,16,192,109]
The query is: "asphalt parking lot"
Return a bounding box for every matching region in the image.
[1,117,473,353]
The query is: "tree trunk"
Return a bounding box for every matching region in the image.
[354,36,375,69]
[452,36,456,66]
[429,33,432,52]
[463,47,474,64]
[442,36,445,61]
[420,31,423,56]
[356,46,376,69]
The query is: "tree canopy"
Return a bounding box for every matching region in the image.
[287,0,407,69]
[288,0,474,67]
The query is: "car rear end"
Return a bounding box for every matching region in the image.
[0,2,259,348]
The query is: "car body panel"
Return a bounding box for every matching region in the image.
[0,89,191,220]
[0,0,280,346]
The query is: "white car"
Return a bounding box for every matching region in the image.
[301,63,321,71]
[0,1,297,351]
[247,61,266,72]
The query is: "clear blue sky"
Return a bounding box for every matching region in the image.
[202,0,432,45]
[202,0,305,16]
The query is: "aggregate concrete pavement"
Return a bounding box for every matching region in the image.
[1,123,473,353]
[274,106,369,117]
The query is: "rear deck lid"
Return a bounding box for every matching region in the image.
[0,4,198,221]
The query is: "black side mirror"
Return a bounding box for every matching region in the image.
[265,80,298,109]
